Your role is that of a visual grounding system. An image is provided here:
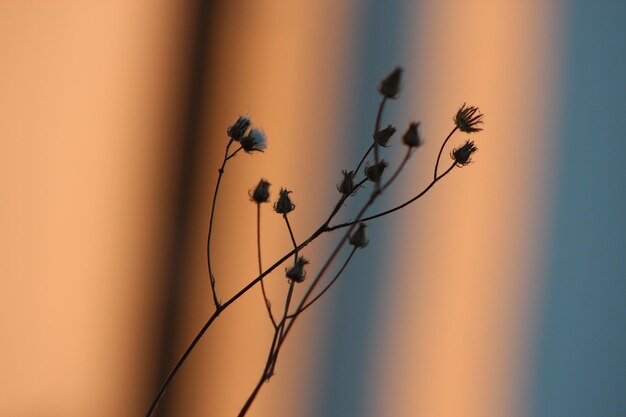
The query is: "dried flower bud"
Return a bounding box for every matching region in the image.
[349,223,369,248]
[451,140,478,166]
[373,124,396,147]
[402,122,423,148]
[285,256,309,283]
[273,187,295,214]
[337,170,357,197]
[250,179,271,203]
[378,67,402,99]
[454,103,484,133]
[364,159,389,182]
[240,128,267,153]
[227,115,251,141]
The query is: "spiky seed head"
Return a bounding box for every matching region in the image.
[373,124,397,147]
[273,187,295,214]
[285,256,309,283]
[451,140,478,166]
[454,103,484,133]
[364,159,389,182]
[227,115,251,141]
[337,170,357,197]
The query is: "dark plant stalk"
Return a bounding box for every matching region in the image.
[433,126,457,179]
[372,97,387,192]
[354,144,374,175]
[257,203,277,328]
[146,124,459,417]
[207,139,241,309]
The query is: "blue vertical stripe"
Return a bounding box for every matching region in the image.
[313,2,412,416]
[531,2,626,417]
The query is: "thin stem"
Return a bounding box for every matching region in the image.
[144,309,222,417]
[372,97,387,192]
[433,126,457,180]
[288,246,358,318]
[329,161,457,232]
[257,203,277,329]
[354,143,374,175]
[238,330,280,417]
[207,138,236,309]
[283,214,298,260]
[226,145,243,161]
[381,147,411,193]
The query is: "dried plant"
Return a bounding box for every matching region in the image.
[145,67,484,417]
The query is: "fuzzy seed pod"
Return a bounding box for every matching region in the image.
[250,179,271,203]
[227,115,251,141]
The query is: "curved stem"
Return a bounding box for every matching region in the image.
[257,204,277,328]
[372,97,387,192]
[433,126,457,180]
[329,161,457,232]
[207,138,236,308]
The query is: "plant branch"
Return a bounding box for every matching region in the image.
[328,160,457,232]
[207,138,237,309]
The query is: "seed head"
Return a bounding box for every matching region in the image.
[373,124,397,147]
[250,179,271,203]
[454,103,484,133]
[273,187,295,214]
[378,67,402,99]
[451,140,478,166]
[349,223,369,249]
[337,170,358,197]
[364,159,389,182]
[285,256,309,283]
[402,122,423,148]
[227,115,251,141]
[240,128,267,153]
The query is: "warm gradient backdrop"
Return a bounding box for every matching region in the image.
[1,1,624,417]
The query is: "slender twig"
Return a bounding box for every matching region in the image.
[287,246,358,318]
[257,203,277,328]
[207,138,237,309]
[433,126,457,180]
[372,97,387,193]
[283,215,299,260]
[354,143,374,175]
[226,145,243,161]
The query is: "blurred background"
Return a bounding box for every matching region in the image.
[1,1,625,416]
